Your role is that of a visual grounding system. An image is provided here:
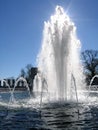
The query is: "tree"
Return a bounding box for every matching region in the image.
[82,50,98,84]
[26,64,38,92]
[20,69,26,78]
[26,64,33,88]
[19,64,38,92]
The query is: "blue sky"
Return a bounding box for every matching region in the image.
[0,0,98,78]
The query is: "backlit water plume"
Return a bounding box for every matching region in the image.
[35,6,86,101]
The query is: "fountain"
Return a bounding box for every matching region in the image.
[0,79,13,104]
[35,5,86,101]
[0,5,98,130]
[0,77,31,106]
[89,75,98,91]
[12,77,31,97]
[0,79,12,92]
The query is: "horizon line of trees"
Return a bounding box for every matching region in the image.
[19,50,98,86]
[19,49,98,87]
[3,49,98,89]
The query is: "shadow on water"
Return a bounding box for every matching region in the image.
[40,102,98,130]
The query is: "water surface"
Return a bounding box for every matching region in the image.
[0,92,98,130]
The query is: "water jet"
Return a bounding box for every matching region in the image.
[35,5,86,102]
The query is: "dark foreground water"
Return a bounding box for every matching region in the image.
[0,91,98,130]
